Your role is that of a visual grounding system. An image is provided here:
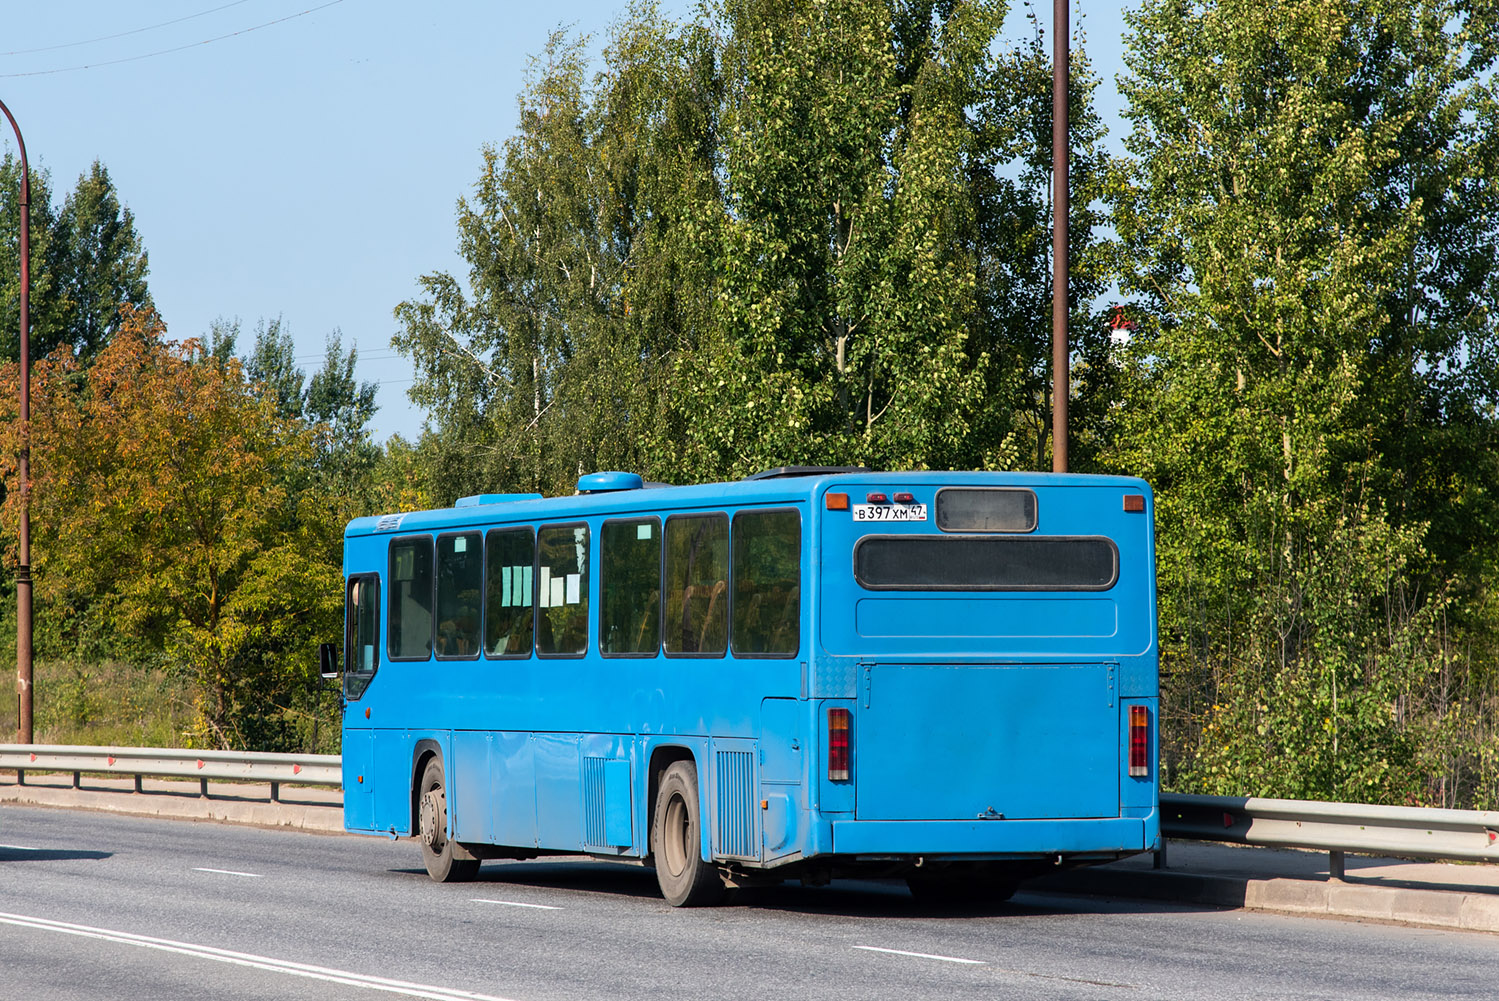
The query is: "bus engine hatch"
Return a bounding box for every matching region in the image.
[853,662,1120,822]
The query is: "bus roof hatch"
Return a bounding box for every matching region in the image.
[576,471,644,493]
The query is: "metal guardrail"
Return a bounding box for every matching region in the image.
[1162,792,1499,875]
[3,745,1497,872]
[0,744,341,802]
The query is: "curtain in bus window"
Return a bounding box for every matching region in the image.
[601,519,661,655]
[665,514,728,655]
[537,524,589,655]
[485,527,535,657]
[389,537,434,659]
[732,510,800,656]
[436,533,482,658]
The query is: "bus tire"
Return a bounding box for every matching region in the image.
[417,757,480,883]
[651,761,727,907]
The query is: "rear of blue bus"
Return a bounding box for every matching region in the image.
[806,473,1159,884]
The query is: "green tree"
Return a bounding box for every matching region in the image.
[305,329,380,507]
[0,153,64,362]
[395,14,715,499]
[50,161,152,360]
[244,315,305,419]
[1,155,152,363]
[395,0,1110,497]
[1109,0,1499,804]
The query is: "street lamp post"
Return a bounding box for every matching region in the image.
[1052,0,1070,473]
[0,97,32,744]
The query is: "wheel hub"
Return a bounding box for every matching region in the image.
[420,789,445,850]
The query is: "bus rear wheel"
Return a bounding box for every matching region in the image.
[418,757,480,883]
[651,761,727,907]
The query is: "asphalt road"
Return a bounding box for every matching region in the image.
[1,804,1495,1001]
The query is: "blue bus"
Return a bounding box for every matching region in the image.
[324,467,1159,905]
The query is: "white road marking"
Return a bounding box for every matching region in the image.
[854,945,987,965]
[470,899,562,911]
[0,911,521,1001]
[0,844,41,851]
[192,867,263,878]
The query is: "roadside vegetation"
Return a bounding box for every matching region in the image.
[4,0,1499,808]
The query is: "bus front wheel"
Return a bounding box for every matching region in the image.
[651,761,728,907]
[418,757,480,883]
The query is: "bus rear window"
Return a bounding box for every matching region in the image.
[854,536,1118,591]
[935,488,1037,532]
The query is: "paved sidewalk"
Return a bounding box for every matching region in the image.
[5,772,1497,932]
[1034,839,1499,933]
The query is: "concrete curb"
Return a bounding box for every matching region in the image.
[1035,864,1499,934]
[0,781,346,834]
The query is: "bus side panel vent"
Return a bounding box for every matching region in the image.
[714,749,757,859]
[583,757,632,849]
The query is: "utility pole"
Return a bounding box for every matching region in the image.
[1051,0,1070,473]
[0,97,32,744]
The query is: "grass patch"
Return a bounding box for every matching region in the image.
[0,659,196,747]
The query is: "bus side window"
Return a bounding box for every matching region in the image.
[537,524,589,656]
[345,574,380,699]
[436,532,482,659]
[389,536,435,660]
[485,527,535,658]
[601,518,661,656]
[665,513,728,656]
[731,509,801,657]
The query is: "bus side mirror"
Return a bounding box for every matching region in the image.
[319,642,340,680]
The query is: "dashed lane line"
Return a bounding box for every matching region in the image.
[853,945,987,965]
[192,867,263,878]
[470,898,562,911]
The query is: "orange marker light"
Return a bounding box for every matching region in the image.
[1123,494,1145,513]
[826,492,850,511]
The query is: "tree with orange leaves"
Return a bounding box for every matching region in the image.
[0,306,342,749]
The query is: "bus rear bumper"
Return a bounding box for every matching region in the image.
[829,816,1154,856]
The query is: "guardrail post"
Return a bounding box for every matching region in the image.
[270,781,280,803]
[1329,849,1345,881]
[16,768,24,786]
[200,778,209,799]
[1154,841,1168,869]
[72,771,80,789]
[134,774,142,794]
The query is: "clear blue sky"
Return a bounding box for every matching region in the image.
[1,1,1131,443]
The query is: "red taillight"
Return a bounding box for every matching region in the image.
[866,492,889,504]
[1124,494,1146,513]
[1129,705,1150,777]
[893,492,915,504]
[828,708,851,781]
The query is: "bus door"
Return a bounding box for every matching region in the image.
[342,573,379,832]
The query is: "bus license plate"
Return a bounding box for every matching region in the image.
[852,503,928,522]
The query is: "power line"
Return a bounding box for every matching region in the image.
[0,0,347,78]
[1,0,259,57]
